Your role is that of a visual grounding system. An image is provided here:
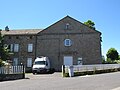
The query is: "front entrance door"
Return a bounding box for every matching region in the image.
[64,56,73,66]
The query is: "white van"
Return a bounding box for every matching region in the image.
[32,57,50,74]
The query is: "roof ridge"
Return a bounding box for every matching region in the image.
[2,29,43,31]
[1,29,42,35]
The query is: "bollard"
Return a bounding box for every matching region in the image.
[62,65,65,77]
[68,66,74,77]
[23,65,25,79]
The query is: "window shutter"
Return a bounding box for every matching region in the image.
[28,44,33,52]
[10,44,13,52]
[14,44,19,52]
[27,58,32,67]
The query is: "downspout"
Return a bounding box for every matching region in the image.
[35,34,37,59]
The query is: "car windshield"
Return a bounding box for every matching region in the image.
[34,61,46,65]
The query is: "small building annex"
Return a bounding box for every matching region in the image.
[1,16,102,71]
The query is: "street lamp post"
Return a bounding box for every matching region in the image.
[21,63,25,79]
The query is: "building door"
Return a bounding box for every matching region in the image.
[64,56,73,66]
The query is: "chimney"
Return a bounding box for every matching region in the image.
[5,26,9,31]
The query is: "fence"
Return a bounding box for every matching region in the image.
[0,65,24,74]
[64,64,120,74]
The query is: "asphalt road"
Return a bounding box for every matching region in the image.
[0,72,120,90]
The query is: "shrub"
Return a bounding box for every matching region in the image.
[63,73,69,77]
[114,60,120,64]
[0,59,5,67]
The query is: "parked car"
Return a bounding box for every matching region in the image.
[32,57,50,74]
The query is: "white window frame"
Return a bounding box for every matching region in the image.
[14,44,19,52]
[27,58,32,67]
[64,39,72,46]
[13,58,18,66]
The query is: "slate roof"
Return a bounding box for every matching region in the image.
[1,29,42,35]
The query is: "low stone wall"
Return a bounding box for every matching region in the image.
[0,74,25,81]
[63,68,120,77]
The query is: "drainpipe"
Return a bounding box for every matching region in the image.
[35,34,37,59]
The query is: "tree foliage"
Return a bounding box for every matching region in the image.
[0,59,4,67]
[106,48,119,61]
[84,20,95,30]
[119,55,120,60]
[0,31,4,59]
[102,55,105,64]
[0,31,11,61]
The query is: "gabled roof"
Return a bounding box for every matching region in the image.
[1,16,101,36]
[66,16,101,33]
[39,15,101,34]
[1,29,42,35]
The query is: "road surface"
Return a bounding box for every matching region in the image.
[0,72,120,90]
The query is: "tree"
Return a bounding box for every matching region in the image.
[106,58,114,64]
[0,30,4,59]
[119,55,120,60]
[102,55,106,64]
[106,48,119,61]
[84,20,95,30]
[0,59,4,67]
[0,30,11,61]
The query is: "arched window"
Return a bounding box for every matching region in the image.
[64,39,72,46]
[65,23,70,29]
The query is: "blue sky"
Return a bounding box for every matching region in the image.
[0,0,120,58]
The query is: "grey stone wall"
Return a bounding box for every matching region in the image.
[36,33,101,71]
[4,35,37,67]
[0,74,25,81]
[36,16,102,71]
[2,16,102,71]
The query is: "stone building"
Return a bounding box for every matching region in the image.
[1,16,102,71]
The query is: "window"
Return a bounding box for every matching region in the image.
[65,23,69,29]
[28,44,33,52]
[34,61,46,65]
[64,39,72,46]
[6,44,19,52]
[14,44,19,52]
[13,58,18,66]
[27,58,32,67]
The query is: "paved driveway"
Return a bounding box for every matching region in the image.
[1,72,120,90]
